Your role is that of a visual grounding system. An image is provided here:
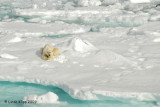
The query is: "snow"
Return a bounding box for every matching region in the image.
[23,92,60,104]
[8,37,22,43]
[0,0,160,104]
[14,7,158,27]
[0,21,160,102]
[0,53,18,59]
[58,37,98,53]
[128,22,160,36]
[153,38,160,42]
[76,0,101,6]
[130,0,150,3]
[54,54,67,63]
[0,21,91,37]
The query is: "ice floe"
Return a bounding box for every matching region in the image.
[23,92,60,104]
[0,0,160,104]
[0,21,91,37]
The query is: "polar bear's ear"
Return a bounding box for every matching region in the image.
[40,48,43,54]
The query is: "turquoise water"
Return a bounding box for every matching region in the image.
[0,81,157,107]
[41,34,72,39]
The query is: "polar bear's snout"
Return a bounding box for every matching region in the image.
[45,53,50,57]
[47,52,51,57]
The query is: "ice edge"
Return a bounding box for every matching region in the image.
[0,76,159,103]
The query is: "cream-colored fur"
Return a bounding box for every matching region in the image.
[40,44,59,60]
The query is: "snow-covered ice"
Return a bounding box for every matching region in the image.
[23,92,60,104]
[76,0,101,6]
[0,53,18,59]
[56,37,98,53]
[0,21,91,37]
[8,37,22,43]
[130,0,150,3]
[153,38,160,42]
[0,22,160,101]
[0,0,160,105]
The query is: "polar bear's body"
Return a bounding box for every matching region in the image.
[40,44,59,60]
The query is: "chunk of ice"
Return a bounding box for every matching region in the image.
[23,92,60,104]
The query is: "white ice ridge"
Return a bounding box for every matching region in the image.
[0,53,18,59]
[57,37,135,65]
[153,38,160,42]
[0,21,90,37]
[128,22,160,36]
[14,9,111,18]
[58,37,98,53]
[14,8,151,26]
[93,90,160,102]
[76,0,101,6]
[23,92,60,104]
[130,0,150,3]
[8,37,22,43]
[72,38,97,53]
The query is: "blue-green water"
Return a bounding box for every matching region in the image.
[41,34,72,39]
[0,81,157,107]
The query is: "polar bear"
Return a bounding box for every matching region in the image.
[40,44,59,60]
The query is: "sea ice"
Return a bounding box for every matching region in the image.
[23,92,60,104]
[0,0,160,104]
[76,0,101,6]
[130,0,150,3]
[8,37,22,43]
[153,38,160,42]
[0,53,18,59]
[0,21,91,37]
[67,37,98,53]
[56,37,97,54]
